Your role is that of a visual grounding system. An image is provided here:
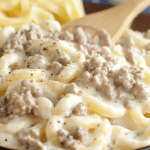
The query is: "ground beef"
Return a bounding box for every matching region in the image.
[100,46,117,62]
[84,55,103,72]
[72,102,88,116]
[79,45,90,58]
[117,37,135,49]
[100,82,115,100]
[26,54,47,69]
[18,128,45,150]
[124,100,133,109]
[65,83,83,96]
[21,79,42,97]
[130,67,145,81]
[92,74,103,87]
[77,71,115,100]
[86,33,99,45]
[117,37,146,65]
[92,62,113,77]
[79,44,100,59]
[76,54,116,100]
[100,46,112,58]
[26,23,43,41]
[51,49,70,65]
[2,22,43,55]
[93,72,115,100]
[117,89,134,101]
[117,89,134,109]
[98,28,113,48]
[114,66,136,90]
[85,43,101,56]
[2,31,26,54]
[57,126,88,150]
[74,27,87,45]
[115,66,149,100]
[125,47,136,65]
[0,79,42,120]
[76,71,93,86]
[133,81,149,99]
[50,61,63,75]
[117,37,137,65]
[70,126,88,142]
[59,31,74,41]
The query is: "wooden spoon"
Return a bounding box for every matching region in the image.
[62,0,150,43]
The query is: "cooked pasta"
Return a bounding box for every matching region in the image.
[0,0,85,28]
[1,20,150,150]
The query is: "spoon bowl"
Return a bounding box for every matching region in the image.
[62,0,150,43]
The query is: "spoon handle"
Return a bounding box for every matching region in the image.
[110,0,150,42]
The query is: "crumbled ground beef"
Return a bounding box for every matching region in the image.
[114,66,149,100]
[72,102,88,116]
[76,50,149,102]
[133,81,149,99]
[124,100,133,109]
[26,54,46,69]
[117,37,146,65]
[18,128,45,150]
[76,71,93,87]
[117,37,137,65]
[51,49,70,65]
[100,46,116,62]
[2,22,43,55]
[50,61,63,75]
[114,66,145,91]
[86,33,99,45]
[100,46,112,58]
[117,88,134,109]
[117,89,134,101]
[130,66,145,81]
[100,82,115,100]
[65,83,83,96]
[2,32,26,54]
[26,23,43,41]
[57,126,88,150]
[59,31,74,41]
[125,47,136,65]
[74,27,87,45]
[0,79,42,120]
[79,45,90,58]
[85,43,101,56]
[21,79,42,97]
[117,37,135,49]
[98,28,113,48]
[84,55,103,72]
[114,67,136,90]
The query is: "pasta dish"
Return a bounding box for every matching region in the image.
[1,20,150,150]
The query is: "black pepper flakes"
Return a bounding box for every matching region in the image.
[43,47,47,50]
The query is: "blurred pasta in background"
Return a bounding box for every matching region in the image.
[0,0,85,28]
